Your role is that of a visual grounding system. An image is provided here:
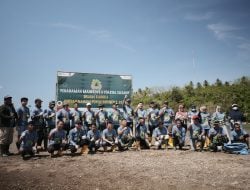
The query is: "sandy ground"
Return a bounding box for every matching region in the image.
[0,140,250,190]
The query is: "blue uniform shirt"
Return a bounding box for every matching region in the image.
[44,107,56,127]
[57,108,72,126]
[31,107,45,127]
[96,110,108,125]
[172,125,186,141]
[102,128,117,141]
[117,126,132,139]
[200,112,211,130]
[135,124,147,139]
[148,108,160,126]
[68,127,87,146]
[17,106,30,126]
[20,130,37,149]
[108,109,122,126]
[189,123,204,139]
[87,129,101,140]
[159,108,174,126]
[83,110,95,125]
[153,126,168,138]
[231,129,248,142]
[49,128,66,145]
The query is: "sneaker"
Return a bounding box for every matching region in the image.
[1,153,9,157]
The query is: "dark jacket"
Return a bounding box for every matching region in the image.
[0,104,17,128]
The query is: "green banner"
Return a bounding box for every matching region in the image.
[56,71,132,108]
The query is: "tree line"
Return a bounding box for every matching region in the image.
[132,76,250,122]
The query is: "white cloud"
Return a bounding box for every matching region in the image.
[89,30,112,41]
[185,12,213,21]
[207,23,240,40]
[29,21,135,52]
[238,43,250,51]
[89,29,136,52]
[49,22,82,30]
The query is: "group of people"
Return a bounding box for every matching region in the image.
[0,95,249,159]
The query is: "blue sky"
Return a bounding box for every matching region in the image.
[0,0,250,107]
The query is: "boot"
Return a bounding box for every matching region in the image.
[81,145,89,155]
[6,144,14,155]
[148,137,152,147]
[111,144,117,152]
[1,145,8,157]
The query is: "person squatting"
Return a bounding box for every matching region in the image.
[0,95,249,159]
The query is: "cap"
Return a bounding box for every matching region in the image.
[150,101,155,104]
[113,102,119,105]
[98,104,104,107]
[49,101,56,105]
[35,98,43,103]
[86,102,91,106]
[138,117,145,120]
[4,95,12,100]
[192,115,199,120]
[232,104,238,107]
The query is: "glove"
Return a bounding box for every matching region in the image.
[75,145,79,149]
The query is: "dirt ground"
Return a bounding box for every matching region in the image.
[0,140,249,190]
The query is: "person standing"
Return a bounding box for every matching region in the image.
[56,102,72,135]
[147,101,160,144]
[0,95,17,156]
[134,102,147,124]
[71,102,82,128]
[187,105,199,124]
[44,101,56,148]
[122,95,134,129]
[31,98,46,151]
[228,104,245,130]
[159,101,175,129]
[108,102,122,131]
[175,104,188,130]
[83,103,95,130]
[16,97,30,150]
[95,104,108,132]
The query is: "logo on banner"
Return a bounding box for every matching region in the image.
[91,79,102,90]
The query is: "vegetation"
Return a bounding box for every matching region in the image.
[132,76,250,122]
